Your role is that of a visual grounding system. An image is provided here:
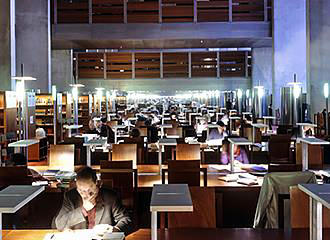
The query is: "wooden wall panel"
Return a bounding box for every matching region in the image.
[163,52,189,78]
[127,0,159,23]
[57,0,89,24]
[220,51,247,77]
[232,0,264,22]
[191,52,217,77]
[135,53,160,78]
[197,0,229,22]
[78,53,104,78]
[92,0,124,23]
[107,53,133,79]
[162,0,193,23]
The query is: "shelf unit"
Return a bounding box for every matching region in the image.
[35,94,54,144]
[0,91,18,163]
[78,95,91,131]
[116,96,127,112]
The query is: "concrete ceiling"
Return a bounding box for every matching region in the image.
[52,38,272,50]
[52,22,272,50]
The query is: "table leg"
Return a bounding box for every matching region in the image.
[310,197,322,240]
[158,145,162,175]
[161,128,164,139]
[68,129,72,138]
[230,143,234,172]
[252,126,255,143]
[86,146,91,167]
[151,211,157,240]
[0,212,2,240]
[302,142,308,171]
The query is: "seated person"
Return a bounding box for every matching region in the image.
[124,128,143,143]
[35,127,46,139]
[195,118,208,135]
[99,117,115,143]
[220,140,249,164]
[54,167,132,235]
[145,119,159,143]
[209,121,227,140]
[87,119,98,134]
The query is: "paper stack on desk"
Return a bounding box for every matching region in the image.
[44,229,125,240]
[218,174,239,182]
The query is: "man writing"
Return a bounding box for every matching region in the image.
[54,167,132,235]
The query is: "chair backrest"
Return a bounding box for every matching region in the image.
[0,166,32,189]
[168,187,216,228]
[49,144,75,171]
[253,171,316,228]
[138,127,148,137]
[100,160,135,190]
[176,144,200,161]
[290,186,330,228]
[268,163,301,173]
[167,160,201,186]
[296,143,323,169]
[268,135,291,163]
[111,144,137,169]
[241,125,261,143]
[165,127,183,138]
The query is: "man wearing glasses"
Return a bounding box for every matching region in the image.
[54,167,132,236]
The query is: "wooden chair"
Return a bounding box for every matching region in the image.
[296,143,323,169]
[138,127,148,137]
[110,144,137,169]
[167,187,216,228]
[49,144,75,171]
[268,163,302,173]
[100,160,138,227]
[290,186,330,228]
[162,160,207,187]
[268,135,292,163]
[165,127,183,138]
[176,144,200,161]
[0,166,32,189]
[100,160,137,205]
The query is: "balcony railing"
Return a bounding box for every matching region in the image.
[52,0,271,24]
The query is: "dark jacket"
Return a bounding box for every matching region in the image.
[54,188,132,235]
[99,125,115,143]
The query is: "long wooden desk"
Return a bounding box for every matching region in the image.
[25,164,264,228]
[3,228,330,240]
[29,164,265,190]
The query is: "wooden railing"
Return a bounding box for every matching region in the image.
[53,0,271,24]
[75,50,251,79]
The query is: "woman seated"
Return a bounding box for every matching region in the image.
[220,139,249,164]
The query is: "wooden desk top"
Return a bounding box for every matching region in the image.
[137,173,263,189]
[29,164,265,190]
[4,228,330,240]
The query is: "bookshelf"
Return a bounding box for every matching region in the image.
[0,91,18,164]
[116,96,127,112]
[78,95,91,131]
[35,94,54,144]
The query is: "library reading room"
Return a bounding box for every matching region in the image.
[1,0,330,240]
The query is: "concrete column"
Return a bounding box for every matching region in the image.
[273,0,308,110]
[51,50,73,92]
[0,0,11,90]
[15,0,50,92]
[309,0,330,114]
[252,47,272,92]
